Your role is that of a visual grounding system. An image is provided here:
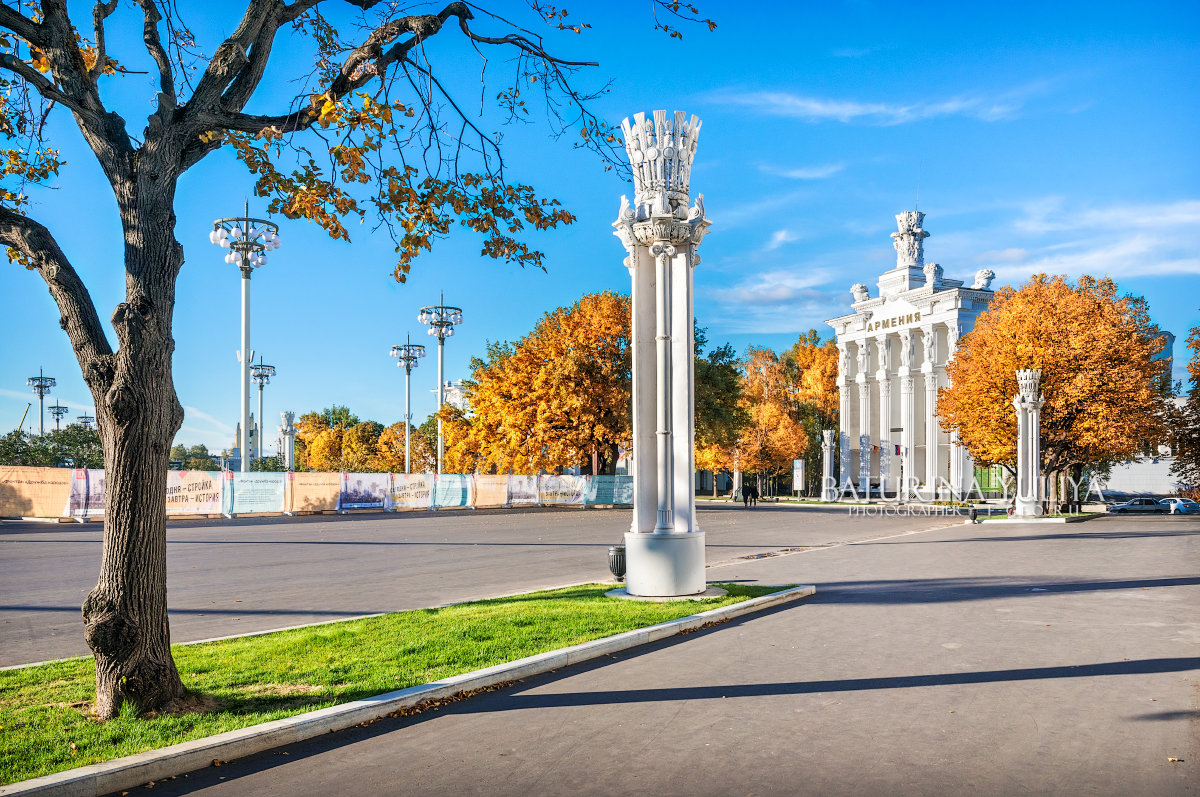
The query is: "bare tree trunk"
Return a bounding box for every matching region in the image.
[80,189,187,718]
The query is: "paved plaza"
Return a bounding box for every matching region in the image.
[3,510,1197,795]
[1,503,960,667]
[17,512,1189,796]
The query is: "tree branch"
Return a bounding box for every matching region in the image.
[133,0,174,102]
[0,208,114,386]
[0,53,93,119]
[89,0,119,82]
[0,4,44,46]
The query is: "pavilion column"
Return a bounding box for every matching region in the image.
[899,375,915,499]
[875,334,892,496]
[924,372,939,497]
[612,109,711,596]
[837,344,851,492]
[857,381,871,493]
[855,339,872,494]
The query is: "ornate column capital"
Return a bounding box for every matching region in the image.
[901,375,915,394]
[858,382,871,400]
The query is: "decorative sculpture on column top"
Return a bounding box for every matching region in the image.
[891,210,929,269]
[613,109,712,597]
[1012,369,1045,517]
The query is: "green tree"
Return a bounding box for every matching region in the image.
[1171,315,1200,493]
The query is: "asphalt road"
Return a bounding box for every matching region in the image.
[0,501,963,666]
[126,514,1199,797]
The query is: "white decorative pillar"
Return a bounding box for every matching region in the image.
[278,411,297,471]
[897,328,915,500]
[921,325,938,497]
[945,320,969,498]
[821,429,837,501]
[613,110,710,596]
[875,335,892,496]
[837,343,851,491]
[1013,369,1045,517]
[856,340,872,493]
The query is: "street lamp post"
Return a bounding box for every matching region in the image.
[390,334,427,473]
[210,202,281,472]
[249,356,276,460]
[77,415,95,430]
[48,403,69,431]
[26,368,55,436]
[418,293,463,474]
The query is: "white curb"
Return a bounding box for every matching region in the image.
[1,585,815,797]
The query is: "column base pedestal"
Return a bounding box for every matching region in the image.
[1015,497,1043,517]
[624,530,706,597]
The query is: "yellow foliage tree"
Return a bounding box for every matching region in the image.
[463,292,631,474]
[341,422,383,472]
[939,274,1169,493]
[736,348,809,483]
[305,427,346,472]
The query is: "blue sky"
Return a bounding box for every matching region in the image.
[1,0,1197,451]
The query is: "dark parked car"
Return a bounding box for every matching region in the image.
[1108,498,1167,514]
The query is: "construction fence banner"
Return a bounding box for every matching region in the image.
[223,472,286,515]
[433,474,473,508]
[507,475,539,506]
[0,467,632,518]
[0,466,72,518]
[288,471,340,513]
[388,473,433,510]
[339,472,389,510]
[70,469,106,519]
[472,475,509,508]
[166,470,223,515]
[584,475,634,506]
[539,475,585,505]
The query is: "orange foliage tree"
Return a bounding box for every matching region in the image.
[735,348,809,487]
[458,292,631,474]
[939,274,1170,496]
[786,330,839,494]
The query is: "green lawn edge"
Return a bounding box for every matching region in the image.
[1,582,784,785]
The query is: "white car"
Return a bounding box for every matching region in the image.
[1159,498,1200,515]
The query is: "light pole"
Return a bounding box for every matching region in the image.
[210,202,281,472]
[26,368,55,436]
[48,403,69,432]
[418,293,463,474]
[390,334,427,473]
[77,415,95,430]
[250,356,276,460]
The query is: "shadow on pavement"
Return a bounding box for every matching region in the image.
[812,575,1200,604]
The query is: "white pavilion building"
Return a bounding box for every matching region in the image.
[825,211,996,498]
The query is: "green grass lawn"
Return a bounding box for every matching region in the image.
[0,583,781,785]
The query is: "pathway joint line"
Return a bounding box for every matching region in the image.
[0,585,815,797]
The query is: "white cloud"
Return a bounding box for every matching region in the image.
[0,387,93,413]
[936,198,1200,282]
[764,229,800,251]
[769,163,845,180]
[181,405,234,436]
[705,81,1054,125]
[705,268,846,333]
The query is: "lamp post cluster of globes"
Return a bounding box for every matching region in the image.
[24,368,92,435]
[205,203,464,475]
[392,293,464,474]
[210,203,282,471]
[20,206,464,478]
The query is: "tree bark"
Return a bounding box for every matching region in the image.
[80,180,187,718]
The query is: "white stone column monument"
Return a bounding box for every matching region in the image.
[278,411,297,471]
[613,110,711,596]
[821,429,837,501]
[1013,369,1045,517]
